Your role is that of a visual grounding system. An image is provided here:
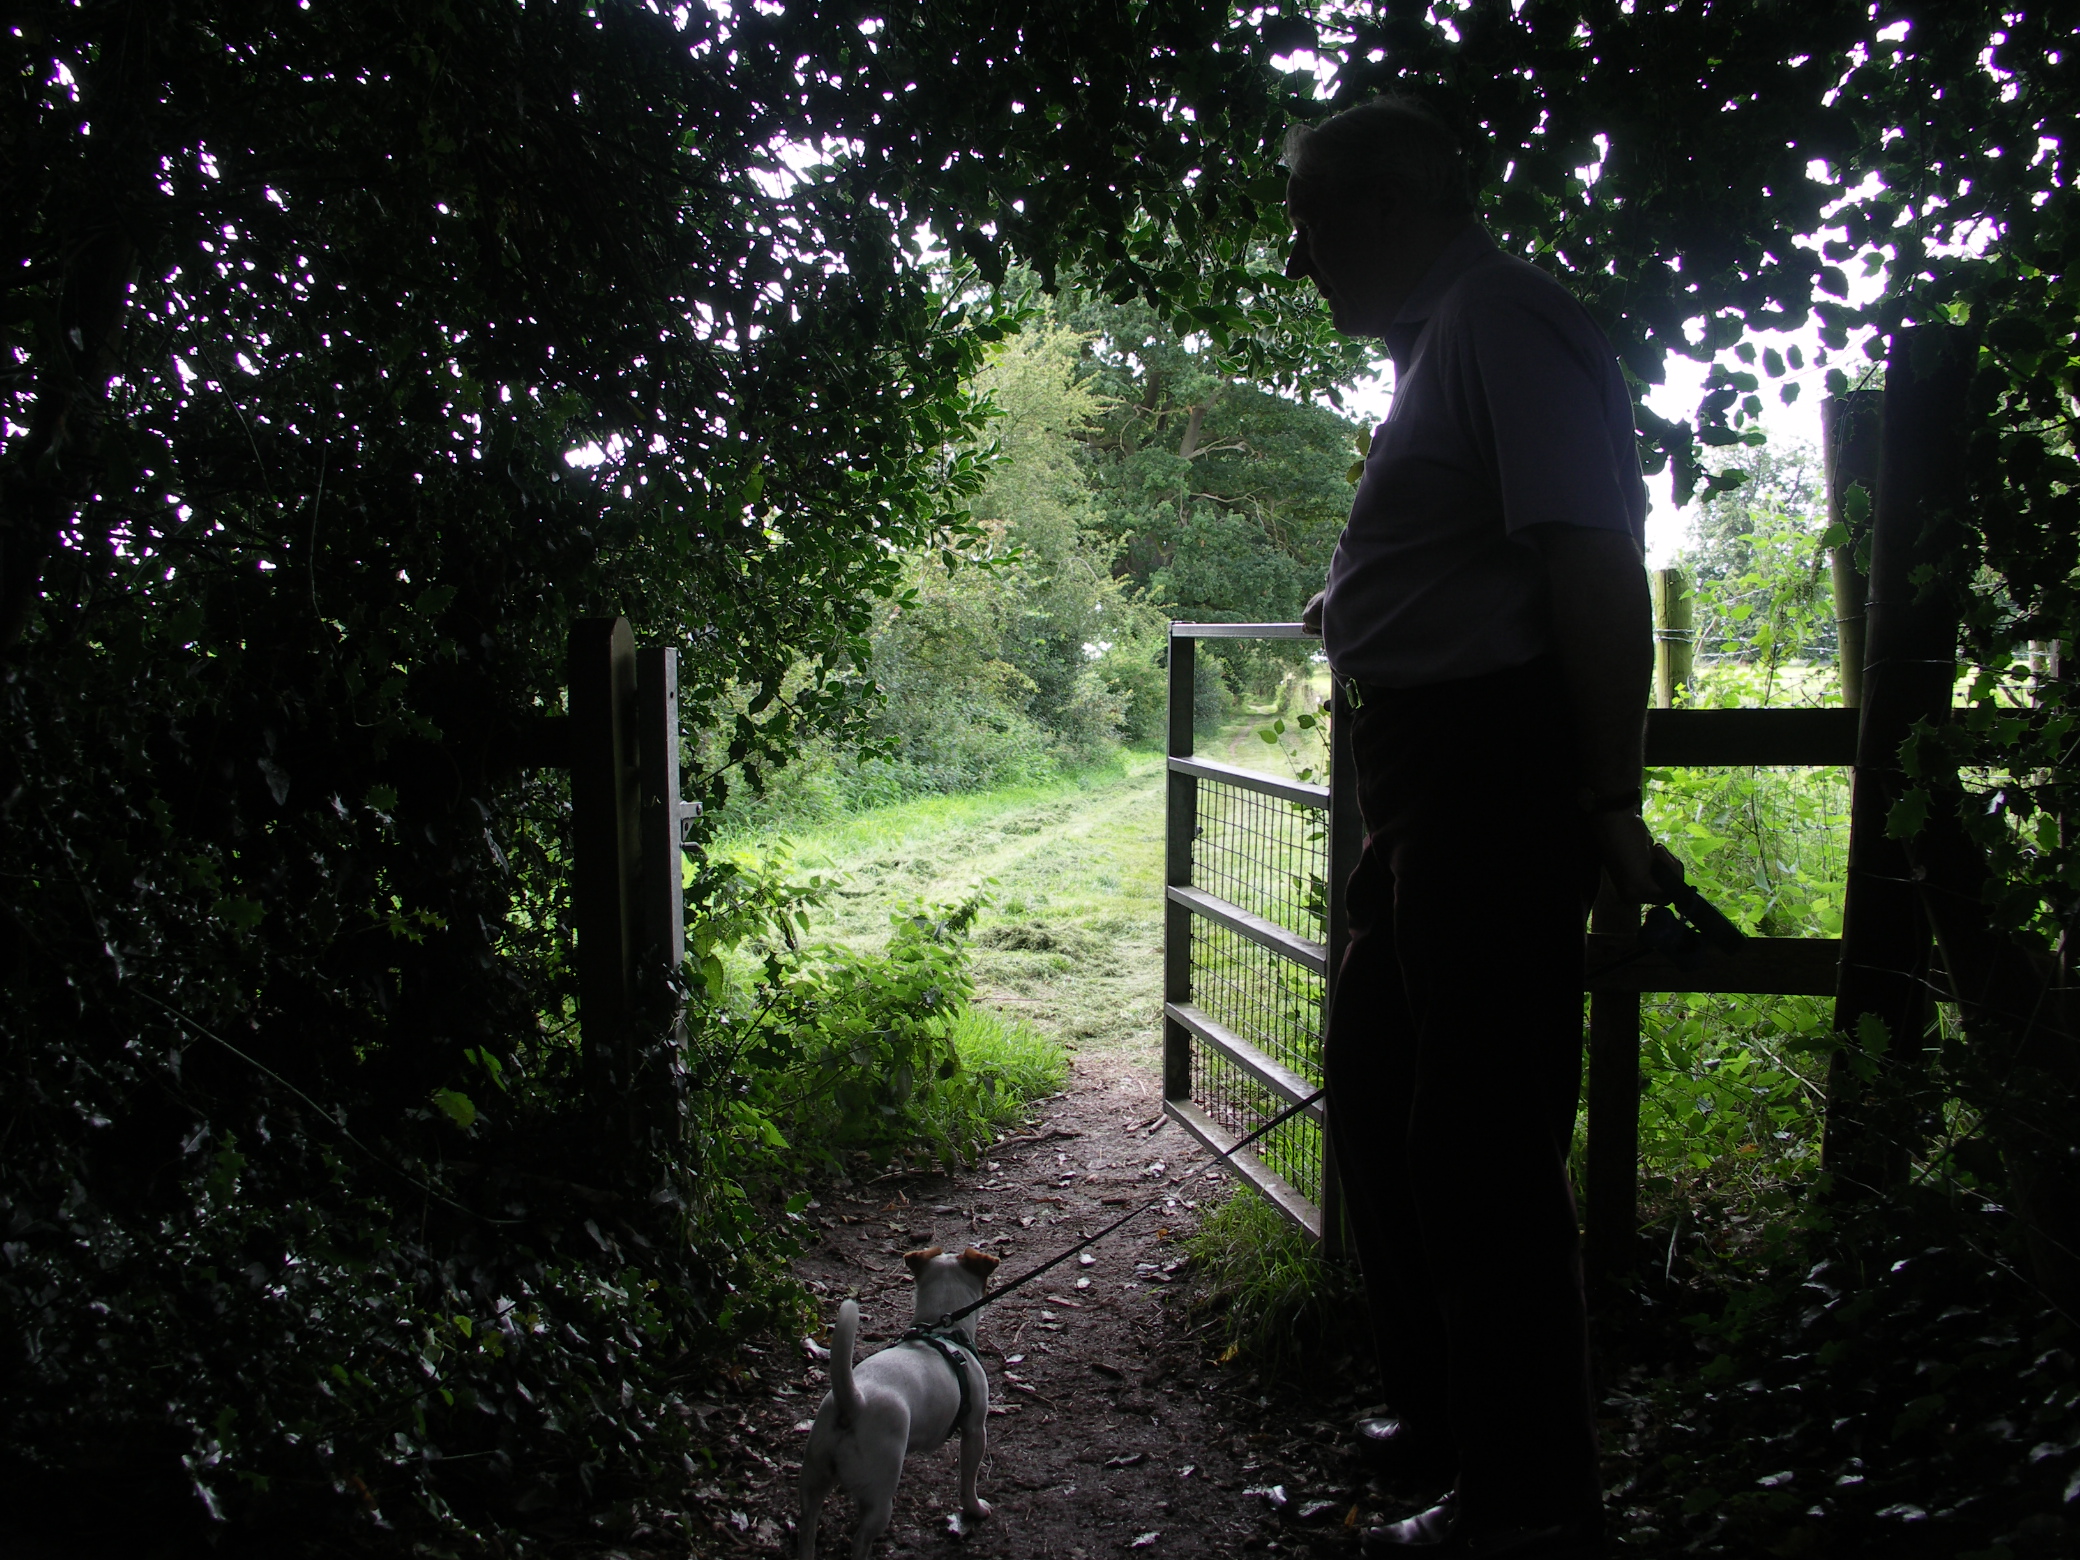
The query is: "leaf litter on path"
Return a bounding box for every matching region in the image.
[695,745,1401,1557]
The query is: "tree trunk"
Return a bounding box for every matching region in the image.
[1821,391,1882,709]
[1826,327,2080,1311]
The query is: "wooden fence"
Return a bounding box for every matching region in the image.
[516,618,700,1081]
[1161,346,1972,1286]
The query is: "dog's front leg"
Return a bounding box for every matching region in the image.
[958,1418,991,1520]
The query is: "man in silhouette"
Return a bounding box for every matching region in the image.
[1287,97,1660,1559]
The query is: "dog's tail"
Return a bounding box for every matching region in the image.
[830,1299,864,1427]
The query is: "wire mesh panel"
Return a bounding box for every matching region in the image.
[1192,776,1329,943]
[1181,787,1330,1224]
[1190,1038,1324,1208]
[1164,625,1357,1242]
[1188,915,1325,1088]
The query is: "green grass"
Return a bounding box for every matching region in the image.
[722,743,1173,1063]
[929,1007,1072,1141]
[714,747,1156,867]
[1180,1187,1367,1372]
[724,699,1325,1180]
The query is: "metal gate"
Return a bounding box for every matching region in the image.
[1160,622,1361,1245]
[1157,620,1857,1271]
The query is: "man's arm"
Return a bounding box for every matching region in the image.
[1526,523,1661,901]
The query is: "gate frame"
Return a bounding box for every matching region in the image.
[1161,623,1353,1247]
[521,618,700,1086]
[1161,621,1869,1284]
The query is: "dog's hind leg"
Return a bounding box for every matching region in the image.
[845,1436,906,1560]
[798,1455,835,1560]
[957,1420,991,1520]
[849,1491,896,1560]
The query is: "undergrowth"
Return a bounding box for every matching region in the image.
[1607,1185,2079,1557]
[1180,1188,1368,1375]
[934,1008,1072,1142]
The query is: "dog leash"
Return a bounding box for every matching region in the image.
[934,1086,1328,1329]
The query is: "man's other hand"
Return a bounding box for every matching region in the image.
[1302,590,1326,635]
[1590,810,1678,903]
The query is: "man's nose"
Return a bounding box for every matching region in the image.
[1284,236,1312,281]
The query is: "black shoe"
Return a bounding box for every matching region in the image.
[1358,1494,1604,1558]
[1358,1491,1457,1549]
[1351,1416,1456,1486]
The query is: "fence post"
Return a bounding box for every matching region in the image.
[1652,568,1692,709]
[1822,392,1882,709]
[569,617,642,1094]
[1163,628,1197,1107]
[1320,676,1364,1258]
[1584,883,1642,1290]
[636,646,688,988]
[1823,331,1964,1190]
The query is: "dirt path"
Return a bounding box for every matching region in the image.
[724,1058,1389,1560]
[694,731,1416,1558]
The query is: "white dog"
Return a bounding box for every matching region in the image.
[797,1246,1000,1560]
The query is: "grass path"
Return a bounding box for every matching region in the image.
[721,706,1396,1560]
[732,752,1169,1066]
[720,702,1307,1072]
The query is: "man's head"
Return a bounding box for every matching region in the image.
[1282,97,1476,340]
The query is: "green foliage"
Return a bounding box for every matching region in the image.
[687,855,1066,1178]
[1616,1193,2078,1557]
[720,889,989,1176]
[1604,445,1854,1219]
[1060,287,1361,696]
[1180,1187,1367,1375]
[933,1009,1073,1141]
[705,321,1173,833]
[1679,439,1841,688]
[869,323,1165,770]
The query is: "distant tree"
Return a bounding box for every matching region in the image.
[858,322,1162,788]
[1053,290,1360,696]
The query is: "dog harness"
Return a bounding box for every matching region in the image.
[899,1323,978,1426]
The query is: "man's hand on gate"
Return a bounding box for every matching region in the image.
[1590,810,1677,903]
[1301,590,1326,635]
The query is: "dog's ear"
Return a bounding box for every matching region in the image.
[956,1247,1001,1280]
[902,1246,944,1275]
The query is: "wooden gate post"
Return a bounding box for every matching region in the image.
[1822,392,1883,709]
[1823,334,1966,1190]
[569,617,642,1091]
[636,646,690,987]
[1652,568,1692,710]
[1163,628,1197,1108]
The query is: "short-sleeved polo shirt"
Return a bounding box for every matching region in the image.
[1320,223,1648,689]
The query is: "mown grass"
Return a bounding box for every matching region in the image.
[725,743,1174,1064]
[714,748,1156,877]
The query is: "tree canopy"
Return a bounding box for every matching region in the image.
[5,0,2078,1549]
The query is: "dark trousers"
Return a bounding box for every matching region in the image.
[1324,656,1602,1528]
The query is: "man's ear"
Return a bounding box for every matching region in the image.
[956,1247,1000,1280]
[903,1247,944,1276]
